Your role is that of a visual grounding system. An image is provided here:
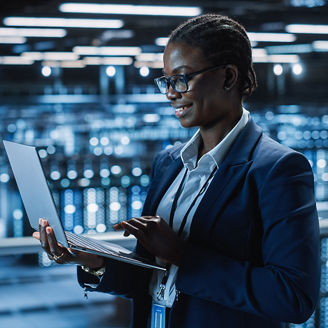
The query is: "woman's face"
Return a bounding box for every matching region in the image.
[163,42,230,129]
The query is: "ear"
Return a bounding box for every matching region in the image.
[223,65,239,92]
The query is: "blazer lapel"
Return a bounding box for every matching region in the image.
[190,118,263,241]
[142,148,183,216]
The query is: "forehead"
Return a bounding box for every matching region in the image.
[163,42,208,74]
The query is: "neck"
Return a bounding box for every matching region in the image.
[198,107,243,157]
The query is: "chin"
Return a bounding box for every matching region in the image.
[179,119,196,128]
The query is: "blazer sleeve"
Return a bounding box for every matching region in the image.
[176,152,320,324]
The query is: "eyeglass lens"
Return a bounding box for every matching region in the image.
[157,76,187,93]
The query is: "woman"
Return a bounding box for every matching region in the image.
[34,14,320,328]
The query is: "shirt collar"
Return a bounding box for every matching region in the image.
[180,108,250,170]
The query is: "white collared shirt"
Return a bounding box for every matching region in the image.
[149,108,250,307]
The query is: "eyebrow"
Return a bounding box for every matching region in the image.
[162,65,192,76]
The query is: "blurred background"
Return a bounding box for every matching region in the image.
[0,0,327,327]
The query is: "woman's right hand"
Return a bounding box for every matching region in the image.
[32,218,104,269]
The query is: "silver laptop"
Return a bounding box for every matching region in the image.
[3,140,165,272]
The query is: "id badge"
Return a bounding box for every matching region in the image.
[151,303,166,328]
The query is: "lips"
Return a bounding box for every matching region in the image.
[174,103,193,118]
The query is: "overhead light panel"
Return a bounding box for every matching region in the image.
[286,24,328,34]
[134,61,163,69]
[73,46,141,56]
[0,36,26,44]
[136,53,163,62]
[0,56,34,65]
[4,17,123,29]
[42,60,85,68]
[59,3,201,17]
[43,52,78,60]
[265,44,313,54]
[252,48,267,57]
[247,32,296,42]
[253,54,300,63]
[0,27,66,38]
[155,37,169,47]
[60,60,85,68]
[313,40,328,51]
[83,57,133,65]
[22,52,79,60]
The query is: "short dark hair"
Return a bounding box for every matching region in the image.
[168,14,257,97]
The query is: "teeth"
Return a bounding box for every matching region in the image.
[176,105,190,111]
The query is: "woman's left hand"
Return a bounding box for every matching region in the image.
[114,216,185,265]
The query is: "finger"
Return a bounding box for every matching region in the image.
[32,231,40,240]
[113,223,124,230]
[39,218,50,253]
[121,221,146,241]
[140,215,160,220]
[127,218,148,231]
[133,217,159,230]
[46,226,65,257]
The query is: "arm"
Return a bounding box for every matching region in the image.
[176,152,320,323]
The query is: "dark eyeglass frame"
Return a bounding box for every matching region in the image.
[154,64,225,94]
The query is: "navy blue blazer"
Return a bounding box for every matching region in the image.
[78,118,320,328]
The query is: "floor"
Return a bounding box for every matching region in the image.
[0,255,132,328]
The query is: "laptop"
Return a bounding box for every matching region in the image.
[3,140,165,272]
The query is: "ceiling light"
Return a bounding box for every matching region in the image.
[139,66,150,77]
[292,63,304,75]
[253,54,300,63]
[44,52,78,60]
[252,48,267,57]
[0,36,26,44]
[286,24,328,34]
[83,57,133,65]
[73,46,141,56]
[0,27,66,38]
[136,53,163,62]
[60,60,85,68]
[0,56,34,65]
[155,37,168,46]
[4,17,123,29]
[59,3,201,17]
[106,66,116,77]
[247,32,296,42]
[22,52,79,60]
[41,66,52,77]
[265,44,313,54]
[312,40,328,51]
[134,61,163,69]
[273,64,284,76]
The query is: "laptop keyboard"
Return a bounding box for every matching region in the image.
[65,231,118,256]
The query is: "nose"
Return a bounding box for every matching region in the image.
[166,84,181,101]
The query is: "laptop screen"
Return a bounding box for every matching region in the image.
[3,140,68,248]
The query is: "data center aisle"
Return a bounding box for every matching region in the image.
[0,256,132,328]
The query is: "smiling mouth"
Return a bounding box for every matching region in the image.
[175,104,193,118]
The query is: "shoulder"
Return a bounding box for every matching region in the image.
[252,129,307,164]
[251,132,313,185]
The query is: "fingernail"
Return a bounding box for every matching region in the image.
[46,227,51,234]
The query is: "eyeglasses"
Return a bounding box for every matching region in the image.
[154,64,225,94]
